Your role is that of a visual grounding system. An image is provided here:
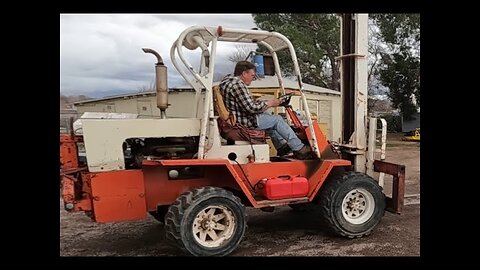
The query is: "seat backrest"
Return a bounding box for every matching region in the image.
[213,85,235,126]
[212,85,266,144]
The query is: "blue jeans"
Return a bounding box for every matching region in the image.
[255,113,304,151]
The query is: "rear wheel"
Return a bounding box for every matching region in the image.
[318,172,385,238]
[164,187,247,256]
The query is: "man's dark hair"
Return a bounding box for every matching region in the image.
[234,61,256,76]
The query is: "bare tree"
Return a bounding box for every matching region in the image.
[60,94,92,109]
[137,81,156,92]
[368,20,381,85]
[228,45,257,63]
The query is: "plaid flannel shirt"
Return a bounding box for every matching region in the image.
[219,74,267,128]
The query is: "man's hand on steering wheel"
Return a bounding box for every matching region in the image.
[279,93,293,107]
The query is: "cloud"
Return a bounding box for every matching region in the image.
[60,14,257,98]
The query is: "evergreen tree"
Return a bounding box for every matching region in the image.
[252,14,340,90]
[371,14,420,119]
[251,13,420,118]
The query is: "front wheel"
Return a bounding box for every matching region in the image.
[164,187,247,256]
[318,172,385,238]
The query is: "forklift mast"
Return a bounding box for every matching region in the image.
[338,14,406,214]
[338,13,369,173]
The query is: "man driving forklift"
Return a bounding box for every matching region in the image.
[219,60,313,159]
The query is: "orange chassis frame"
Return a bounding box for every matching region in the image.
[61,107,352,223]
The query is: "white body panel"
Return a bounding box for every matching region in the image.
[203,118,270,164]
[73,112,138,135]
[82,118,201,172]
[204,144,270,164]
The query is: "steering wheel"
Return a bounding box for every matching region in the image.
[279,93,293,107]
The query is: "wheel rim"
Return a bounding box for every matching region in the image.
[341,188,375,224]
[192,205,236,248]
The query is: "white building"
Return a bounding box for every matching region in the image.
[73,76,342,142]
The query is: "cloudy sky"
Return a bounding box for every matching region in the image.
[60,14,258,98]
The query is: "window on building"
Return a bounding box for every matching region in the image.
[142,106,147,111]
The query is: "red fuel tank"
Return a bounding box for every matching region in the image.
[257,176,308,200]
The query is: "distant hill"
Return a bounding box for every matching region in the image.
[60,94,93,109]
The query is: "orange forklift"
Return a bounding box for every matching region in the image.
[60,14,405,256]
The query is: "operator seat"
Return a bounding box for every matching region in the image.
[212,86,266,145]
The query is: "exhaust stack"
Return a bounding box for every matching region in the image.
[142,48,169,119]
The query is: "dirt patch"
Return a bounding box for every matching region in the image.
[60,132,420,256]
[380,132,420,197]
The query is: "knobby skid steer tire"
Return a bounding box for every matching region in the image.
[318,171,385,238]
[164,186,247,256]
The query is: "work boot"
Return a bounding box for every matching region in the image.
[276,144,292,157]
[293,145,313,160]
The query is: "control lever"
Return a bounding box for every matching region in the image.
[278,93,293,107]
